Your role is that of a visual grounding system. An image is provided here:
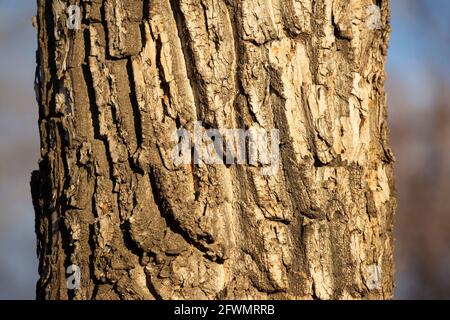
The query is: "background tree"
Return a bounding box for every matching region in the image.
[31,0,395,300]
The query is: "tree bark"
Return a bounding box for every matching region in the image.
[32,0,395,300]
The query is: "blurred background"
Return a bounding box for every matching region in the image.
[0,0,449,299]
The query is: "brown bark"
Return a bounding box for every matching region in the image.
[32,0,395,300]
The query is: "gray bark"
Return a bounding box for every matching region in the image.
[32,0,395,300]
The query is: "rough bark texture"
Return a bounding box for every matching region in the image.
[32,0,395,300]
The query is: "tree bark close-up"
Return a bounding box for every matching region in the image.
[31,0,396,300]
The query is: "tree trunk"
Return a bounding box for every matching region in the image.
[32,0,395,300]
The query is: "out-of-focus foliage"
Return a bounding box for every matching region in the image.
[389,0,450,299]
